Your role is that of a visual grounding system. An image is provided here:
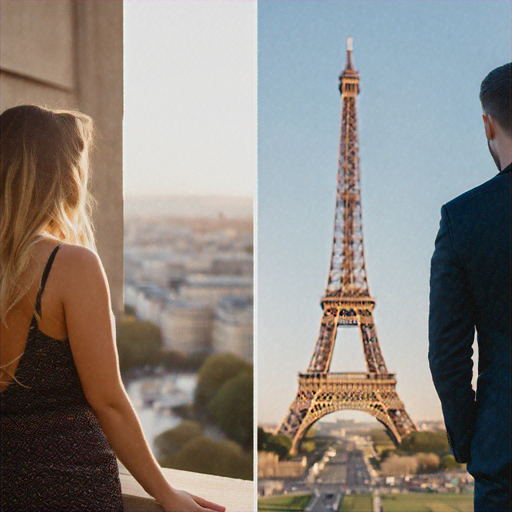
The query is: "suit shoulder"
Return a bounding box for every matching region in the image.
[445,173,509,214]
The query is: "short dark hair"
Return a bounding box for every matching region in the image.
[479,62,512,135]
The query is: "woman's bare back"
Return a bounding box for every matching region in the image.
[0,239,68,392]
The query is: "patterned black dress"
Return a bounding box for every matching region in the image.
[1,245,124,512]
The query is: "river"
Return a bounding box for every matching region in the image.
[125,372,197,452]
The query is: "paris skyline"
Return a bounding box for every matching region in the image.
[257,0,512,424]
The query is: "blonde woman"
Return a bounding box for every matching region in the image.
[0,105,225,512]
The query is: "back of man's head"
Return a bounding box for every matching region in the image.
[480,63,512,136]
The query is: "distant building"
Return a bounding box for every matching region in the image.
[141,258,177,287]
[257,452,307,479]
[125,279,253,357]
[124,281,171,326]
[129,251,188,287]
[123,217,253,357]
[211,253,253,276]
[160,301,214,354]
[257,479,284,497]
[181,274,252,305]
[417,420,445,431]
[213,296,253,361]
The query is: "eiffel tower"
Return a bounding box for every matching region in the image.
[276,37,417,456]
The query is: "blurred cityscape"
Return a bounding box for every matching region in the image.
[119,195,253,480]
[125,197,253,361]
[258,418,474,511]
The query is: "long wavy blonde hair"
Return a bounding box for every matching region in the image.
[0,105,96,324]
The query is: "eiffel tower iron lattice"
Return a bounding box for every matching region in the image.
[276,37,417,455]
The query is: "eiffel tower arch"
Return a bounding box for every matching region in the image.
[276,37,417,456]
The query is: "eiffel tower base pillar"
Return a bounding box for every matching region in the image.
[276,372,417,456]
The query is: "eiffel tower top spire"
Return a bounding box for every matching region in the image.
[344,36,355,72]
[339,37,360,91]
[327,36,369,298]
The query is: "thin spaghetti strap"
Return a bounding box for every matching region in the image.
[34,244,63,318]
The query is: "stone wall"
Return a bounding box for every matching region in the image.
[0,0,124,315]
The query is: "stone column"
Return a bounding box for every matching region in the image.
[0,0,124,315]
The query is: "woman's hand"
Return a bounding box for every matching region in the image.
[159,488,226,512]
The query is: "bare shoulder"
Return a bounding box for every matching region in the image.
[59,244,102,270]
[56,244,111,301]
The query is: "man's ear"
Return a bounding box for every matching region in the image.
[482,112,496,141]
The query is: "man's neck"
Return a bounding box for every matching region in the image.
[496,135,512,170]
[499,155,512,170]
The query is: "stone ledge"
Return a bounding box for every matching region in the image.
[120,467,254,511]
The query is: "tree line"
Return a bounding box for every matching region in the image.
[116,312,253,480]
[155,353,253,480]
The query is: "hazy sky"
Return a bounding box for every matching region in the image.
[257,1,512,425]
[123,1,256,198]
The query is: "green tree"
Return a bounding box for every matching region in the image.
[440,453,462,470]
[194,353,251,410]
[124,304,136,316]
[160,350,187,370]
[258,427,272,451]
[399,431,449,456]
[369,428,394,445]
[415,452,441,473]
[116,316,162,371]
[154,421,203,459]
[183,351,210,371]
[300,440,315,453]
[265,434,292,460]
[208,369,253,449]
[379,448,397,462]
[161,435,253,480]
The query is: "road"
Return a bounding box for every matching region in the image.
[345,446,372,489]
[305,488,343,512]
[304,438,374,511]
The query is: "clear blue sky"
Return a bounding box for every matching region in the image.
[257,0,512,424]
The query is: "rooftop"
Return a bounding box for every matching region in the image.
[185,274,253,288]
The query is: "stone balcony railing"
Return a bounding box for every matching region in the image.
[120,467,254,511]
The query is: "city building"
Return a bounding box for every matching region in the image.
[211,253,253,276]
[181,274,252,305]
[124,214,253,357]
[160,301,214,354]
[258,452,307,479]
[213,296,253,361]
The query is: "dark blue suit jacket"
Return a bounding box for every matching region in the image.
[429,164,511,493]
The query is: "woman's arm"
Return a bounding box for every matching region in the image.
[61,246,225,512]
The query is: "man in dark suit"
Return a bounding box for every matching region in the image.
[429,62,511,512]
